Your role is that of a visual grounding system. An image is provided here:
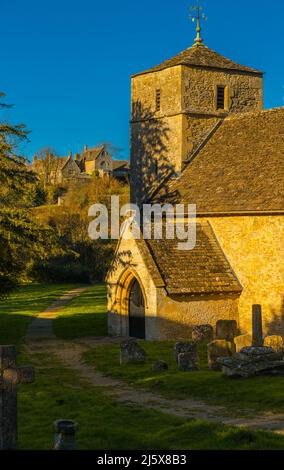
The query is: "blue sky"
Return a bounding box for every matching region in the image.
[1,0,283,160]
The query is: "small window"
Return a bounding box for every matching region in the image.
[216,85,226,110]
[156,89,161,111]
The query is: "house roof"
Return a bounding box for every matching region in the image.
[112,160,130,171]
[154,107,284,213]
[83,146,105,161]
[132,43,263,78]
[144,223,242,295]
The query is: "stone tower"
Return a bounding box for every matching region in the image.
[130,42,263,205]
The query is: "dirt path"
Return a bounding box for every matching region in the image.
[26,286,88,340]
[25,288,284,434]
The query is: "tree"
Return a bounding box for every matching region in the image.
[0,93,64,297]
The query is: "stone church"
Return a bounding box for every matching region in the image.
[107,31,284,341]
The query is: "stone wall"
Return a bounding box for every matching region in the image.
[201,216,284,337]
[130,64,263,204]
[156,289,239,340]
[181,66,263,115]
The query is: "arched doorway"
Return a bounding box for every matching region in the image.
[128,279,145,339]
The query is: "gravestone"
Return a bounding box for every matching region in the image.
[263,336,284,353]
[218,346,284,378]
[216,320,238,341]
[152,360,168,372]
[54,420,78,450]
[120,339,146,365]
[234,334,252,353]
[207,340,235,371]
[174,342,197,364]
[192,325,214,344]
[252,305,263,347]
[0,345,35,450]
[178,352,199,372]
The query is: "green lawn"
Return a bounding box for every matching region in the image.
[18,348,284,450]
[84,341,284,416]
[0,283,77,346]
[2,283,284,449]
[54,284,107,339]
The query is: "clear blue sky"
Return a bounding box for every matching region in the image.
[1,0,283,161]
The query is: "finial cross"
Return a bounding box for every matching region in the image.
[190,1,207,45]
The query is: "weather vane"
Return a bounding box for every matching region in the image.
[190,0,207,45]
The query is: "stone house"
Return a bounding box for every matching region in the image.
[31,144,130,183]
[107,40,284,341]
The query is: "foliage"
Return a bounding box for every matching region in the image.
[30,175,129,282]
[0,93,66,295]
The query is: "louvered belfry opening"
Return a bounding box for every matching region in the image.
[217,85,226,110]
[156,89,161,111]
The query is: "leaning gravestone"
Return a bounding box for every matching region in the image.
[252,305,263,347]
[263,336,284,353]
[216,320,238,341]
[174,342,197,364]
[192,325,214,344]
[120,339,146,365]
[207,340,235,371]
[0,345,35,450]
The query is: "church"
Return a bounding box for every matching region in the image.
[106,14,284,341]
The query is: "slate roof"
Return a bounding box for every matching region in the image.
[145,223,242,295]
[154,107,284,213]
[132,44,263,77]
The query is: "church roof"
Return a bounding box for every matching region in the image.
[132,44,263,77]
[144,223,242,295]
[154,107,284,213]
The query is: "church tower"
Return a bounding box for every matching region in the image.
[130,3,263,205]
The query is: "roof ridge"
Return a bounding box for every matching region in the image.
[225,106,284,122]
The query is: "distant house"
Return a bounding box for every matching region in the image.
[31,144,130,184]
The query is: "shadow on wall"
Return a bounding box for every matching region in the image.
[266,297,284,339]
[131,100,180,206]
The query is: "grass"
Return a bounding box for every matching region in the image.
[2,282,284,449]
[53,284,108,339]
[84,341,284,415]
[18,349,284,450]
[0,283,77,346]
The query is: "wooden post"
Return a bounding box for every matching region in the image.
[252,305,263,347]
[0,346,35,450]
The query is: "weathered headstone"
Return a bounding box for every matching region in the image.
[178,352,199,372]
[54,419,78,450]
[0,345,35,450]
[252,305,263,347]
[263,336,284,353]
[207,340,235,371]
[120,339,146,365]
[152,360,168,372]
[216,320,238,341]
[218,346,284,378]
[174,342,196,364]
[234,334,252,353]
[192,324,214,344]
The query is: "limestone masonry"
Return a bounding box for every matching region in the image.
[107,40,283,341]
